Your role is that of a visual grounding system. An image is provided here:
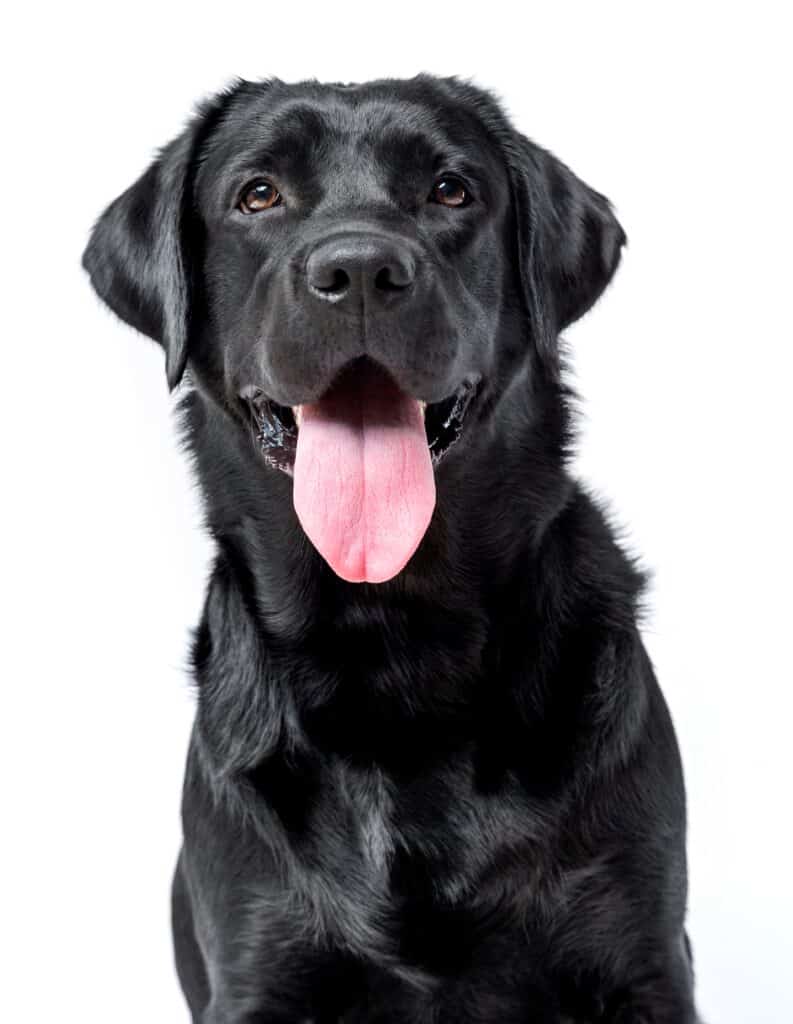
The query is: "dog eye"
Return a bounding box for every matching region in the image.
[430,176,471,208]
[238,180,282,214]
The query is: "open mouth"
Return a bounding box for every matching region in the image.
[243,369,480,476]
[241,360,480,584]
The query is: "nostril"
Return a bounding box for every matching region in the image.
[312,267,350,295]
[375,265,413,292]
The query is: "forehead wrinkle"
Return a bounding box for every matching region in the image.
[348,100,495,181]
[203,100,337,183]
[369,128,440,172]
[267,98,448,205]
[278,94,456,155]
[260,104,331,147]
[250,103,336,172]
[355,99,448,151]
[320,100,460,192]
[199,84,507,206]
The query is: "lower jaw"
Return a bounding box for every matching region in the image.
[247,376,480,476]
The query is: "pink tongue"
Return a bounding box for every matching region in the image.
[293,361,436,583]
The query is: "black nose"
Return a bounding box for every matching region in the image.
[306,233,416,307]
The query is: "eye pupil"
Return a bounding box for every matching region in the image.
[432,177,469,207]
[240,180,281,213]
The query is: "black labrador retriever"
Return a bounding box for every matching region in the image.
[83,74,699,1023]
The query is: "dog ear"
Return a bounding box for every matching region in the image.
[82,91,236,390]
[505,134,626,353]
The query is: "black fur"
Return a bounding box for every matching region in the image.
[83,74,699,1022]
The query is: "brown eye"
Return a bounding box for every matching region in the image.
[430,176,471,208]
[238,179,282,213]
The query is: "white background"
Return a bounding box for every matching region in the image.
[2,3,791,1021]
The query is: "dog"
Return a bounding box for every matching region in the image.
[83,74,699,1023]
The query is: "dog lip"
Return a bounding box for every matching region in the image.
[240,371,481,475]
[240,369,478,416]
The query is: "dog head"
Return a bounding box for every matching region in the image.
[83,75,624,583]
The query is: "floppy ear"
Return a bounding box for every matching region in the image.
[505,134,626,351]
[82,92,235,390]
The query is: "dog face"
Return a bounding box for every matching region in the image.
[83,75,625,583]
[198,81,510,407]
